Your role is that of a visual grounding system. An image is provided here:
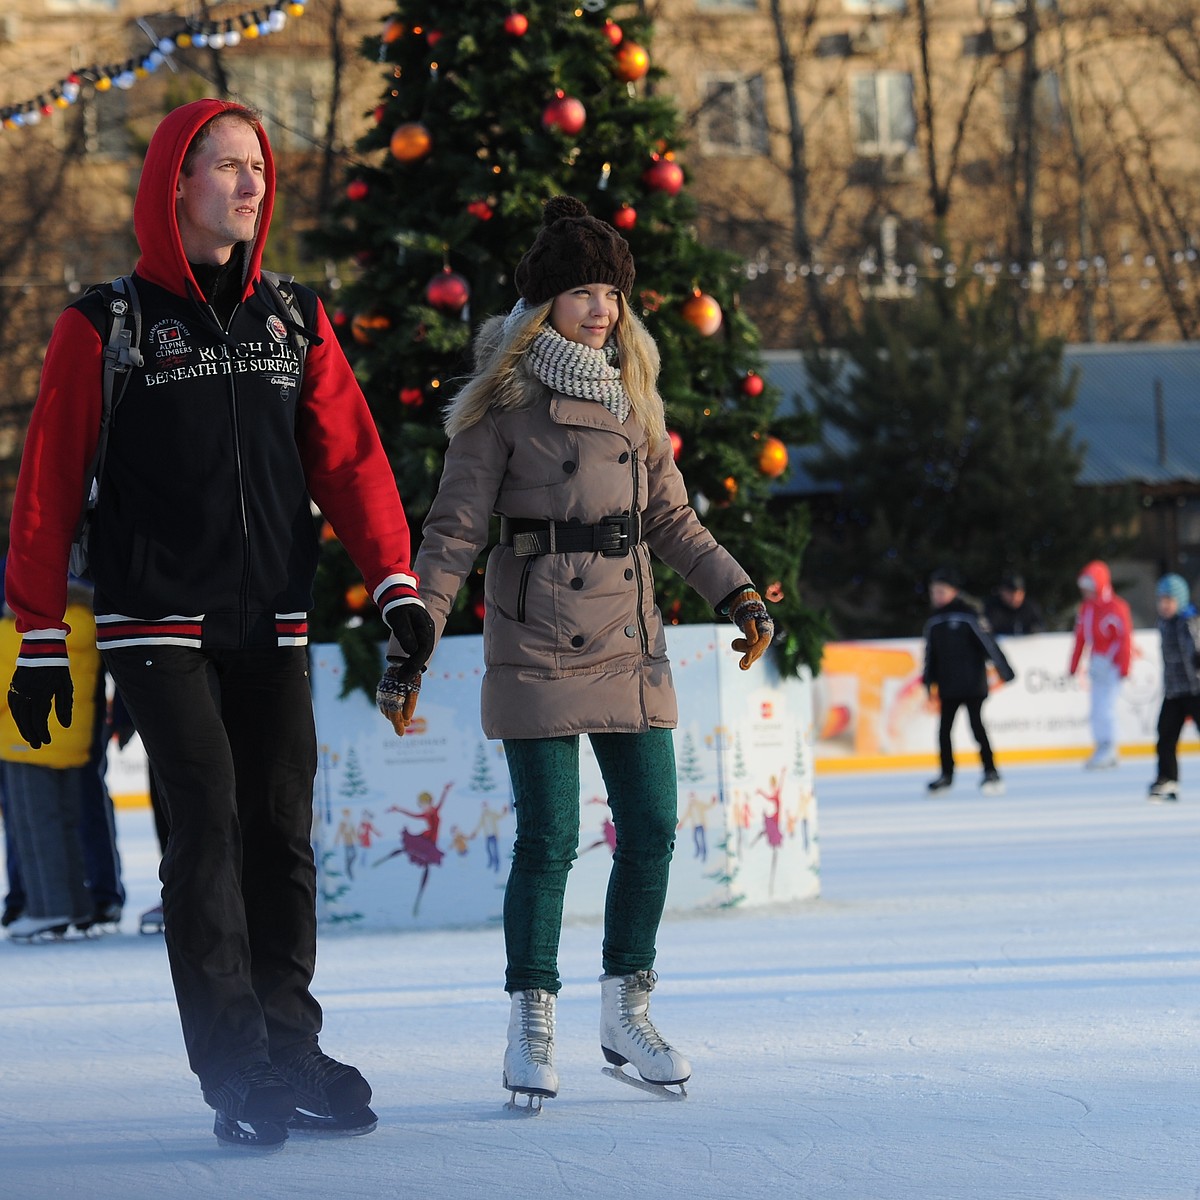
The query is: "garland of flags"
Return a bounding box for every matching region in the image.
[0,1,308,131]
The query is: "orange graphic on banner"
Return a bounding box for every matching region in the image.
[819,644,919,755]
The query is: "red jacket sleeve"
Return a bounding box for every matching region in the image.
[1068,606,1086,674]
[7,307,104,635]
[1115,599,1133,676]
[294,297,419,609]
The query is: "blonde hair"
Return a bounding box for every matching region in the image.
[443,295,668,447]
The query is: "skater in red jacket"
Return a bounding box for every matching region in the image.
[1069,560,1132,769]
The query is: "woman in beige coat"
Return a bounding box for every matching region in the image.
[377,197,774,1111]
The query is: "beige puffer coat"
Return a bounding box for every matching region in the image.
[407,321,752,740]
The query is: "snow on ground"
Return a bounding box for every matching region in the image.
[1,759,1197,1200]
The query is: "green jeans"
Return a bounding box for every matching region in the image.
[501,728,678,994]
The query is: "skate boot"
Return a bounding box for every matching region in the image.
[1148,779,1180,803]
[202,1061,296,1151]
[599,970,690,1098]
[274,1047,377,1136]
[502,989,558,1114]
[6,914,75,943]
[138,903,164,935]
[980,769,1005,797]
[926,774,953,795]
[1085,745,1118,770]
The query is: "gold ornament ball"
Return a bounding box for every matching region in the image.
[390,122,433,163]
[613,42,650,83]
[758,436,789,479]
[681,291,723,337]
[351,311,391,346]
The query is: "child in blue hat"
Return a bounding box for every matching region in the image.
[1149,573,1200,801]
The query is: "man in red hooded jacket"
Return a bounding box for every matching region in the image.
[6,101,434,1149]
[1069,560,1133,769]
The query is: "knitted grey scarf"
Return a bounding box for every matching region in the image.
[507,300,631,422]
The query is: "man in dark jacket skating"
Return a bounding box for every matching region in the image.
[923,567,1015,796]
[5,100,434,1149]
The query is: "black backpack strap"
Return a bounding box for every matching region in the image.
[74,276,142,538]
[260,269,315,370]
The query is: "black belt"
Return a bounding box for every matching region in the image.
[499,514,641,558]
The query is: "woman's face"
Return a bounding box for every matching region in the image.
[549,283,621,349]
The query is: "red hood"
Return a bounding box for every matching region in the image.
[1078,560,1113,601]
[132,99,276,301]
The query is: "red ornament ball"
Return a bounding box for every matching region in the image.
[758,436,789,479]
[504,12,529,36]
[345,179,369,202]
[740,371,765,397]
[668,430,683,461]
[331,308,348,328]
[681,291,723,337]
[389,122,432,163]
[472,596,487,623]
[604,20,623,47]
[541,94,586,136]
[613,42,650,83]
[642,158,684,195]
[467,199,494,221]
[426,28,443,46]
[399,387,425,407]
[425,268,471,316]
[612,204,637,231]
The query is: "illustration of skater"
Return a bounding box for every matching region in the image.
[677,792,718,862]
[449,826,470,856]
[335,808,358,880]
[752,770,786,896]
[356,811,382,870]
[470,800,510,872]
[376,782,453,916]
[581,797,617,856]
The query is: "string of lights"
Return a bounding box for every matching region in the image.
[0,1,309,131]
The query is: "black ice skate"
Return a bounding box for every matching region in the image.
[203,1062,295,1152]
[980,770,1005,797]
[275,1047,377,1136]
[926,774,953,795]
[138,903,164,935]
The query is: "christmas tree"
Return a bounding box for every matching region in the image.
[310,0,822,691]
[804,278,1136,637]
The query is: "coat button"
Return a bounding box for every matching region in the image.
[570,577,584,590]
[624,569,634,581]
[618,451,629,463]
[570,634,585,648]
[562,461,576,473]
[623,625,636,638]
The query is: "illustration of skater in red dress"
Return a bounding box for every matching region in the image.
[376,782,453,916]
[752,769,786,896]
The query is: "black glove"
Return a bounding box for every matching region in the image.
[377,664,422,736]
[8,665,74,750]
[385,603,436,683]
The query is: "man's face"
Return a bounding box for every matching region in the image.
[175,118,265,265]
[1001,586,1025,607]
[930,582,956,608]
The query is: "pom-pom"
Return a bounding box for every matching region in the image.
[542,195,588,225]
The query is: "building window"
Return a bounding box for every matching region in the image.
[45,0,119,11]
[697,0,757,8]
[844,0,906,13]
[999,67,1063,149]
[699,74,769,155]
[850,71,916,156]
[81,89,129,158]
[225,58,323,152]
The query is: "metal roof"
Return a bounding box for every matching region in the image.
[761,342,1200,494]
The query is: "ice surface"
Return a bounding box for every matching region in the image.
[1,760,1196,1199]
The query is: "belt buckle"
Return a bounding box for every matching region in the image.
[598,514,630,557]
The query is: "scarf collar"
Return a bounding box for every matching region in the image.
[507,299,631,423]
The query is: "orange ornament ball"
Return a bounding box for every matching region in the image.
[681,291,723,337]
[613,41,650,83]
[344,582,370,612]
[389,121,432,163]
[758,436,789,479]
[381,18,405,44]
[351,311,391,346]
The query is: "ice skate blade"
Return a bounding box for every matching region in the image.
[290,1105,378,1136]
[213,1113,289,1152]
[601,1065,688,1100]
[504,1091,548,1116]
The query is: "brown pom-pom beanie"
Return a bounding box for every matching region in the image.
[514,196,636,306]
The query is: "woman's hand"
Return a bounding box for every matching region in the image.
[730,590,775,671]
[377,665,422,736]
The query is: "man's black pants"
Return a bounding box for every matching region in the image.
[103,645,321,1091]
[938,695,996,776]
